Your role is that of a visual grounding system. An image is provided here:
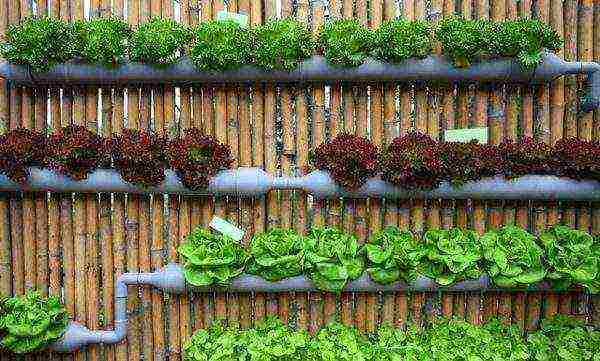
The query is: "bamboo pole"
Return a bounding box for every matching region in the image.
[578,0,593,139]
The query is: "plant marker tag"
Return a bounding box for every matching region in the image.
[209,216,245,242]
[216,10,249,28]
[444,127,488,144]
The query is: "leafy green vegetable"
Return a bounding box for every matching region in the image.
[423,228,483,285]
[240,316,309,360]
[183,320,244,361]
[480,226,546,288]
[318,19,374,67]
[251,19,314,70]
[308,322,373,361]
[191,20,251,72]
[527,315,600,361]
[247,229,305,282]
[71,17,130,67]
[488,19,562,69]
[178,228,248,286]
[436,16,491,67]
[129,17,191,66]
[0,291,68,354]
[1,17,77,72]
[302,227,364,292]
[540,225,600,293]
[373,322,427,361]
[364,226,426,284]
[425,318,530,361]
[373,19,433,63]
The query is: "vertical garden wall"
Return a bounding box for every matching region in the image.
[0,0,599,360]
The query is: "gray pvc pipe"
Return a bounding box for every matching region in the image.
[0,53,598,111]
[2,167,600,201]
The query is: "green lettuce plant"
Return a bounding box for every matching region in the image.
[488,19,562,69]
[318,19,374,67]
[373,322,427,361]
[364,226,426,284]
[183,320,243,361]
[178,228,248,286]
[422,228,483,285]
[527,315,600,361]
[539,225,600,293]
[1,17,77,72]
[480,226,546,288]
[191,20,251,71]
[308,322,373,361]
[436,16,491,67]
[240,317,309,360]
[71,17,130,67]
[246,229,305,282]
[302,227,364,292]
[251,19,314,70]
[373,19,433,63]
[0,291,68,354]
[129,17,191,65]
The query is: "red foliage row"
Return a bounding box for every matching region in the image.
[312,132,600,190]
[0,126,232,188]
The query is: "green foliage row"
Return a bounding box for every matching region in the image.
[178,224,600,293]
[2,16,561,73]
[183,315,600,361]
[0,291,68,354]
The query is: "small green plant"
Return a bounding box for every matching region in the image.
[251,18,314,70]
[129,18,191,66]
[183,320,243,361]
[302,227,364,292]
[373,19,433,63]
[71,17,130,67]
[540,225,600,292]
[364,226,426,284]
[178,227,248,286]
[308,322,373,361]
[480,226,546,288]
[1,17,76,72]
[240,317,310,360]
[488,19,562,69]
[247,229,306,282]
[318,19,375,67]
[191,20,251,71]
[436,16,491,67]
[0,291,69,354]
[422,228,483,285]
[527,316,600,361]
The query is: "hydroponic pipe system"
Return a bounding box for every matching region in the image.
[2,167,600,201]
[0,52,599,111]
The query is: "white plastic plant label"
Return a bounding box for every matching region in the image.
[444,127,488,144]
[216,10,249,28]
[209,216,245,242]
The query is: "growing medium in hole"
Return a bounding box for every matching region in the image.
[0,128,46,183]
[251,18,314,70]
[110,129,167,187]
[379,132,443,190]
[129,17,192,66]
[166,128,233,190]
[47,125,109,180]
[310,133,379,190]
[318,19,375,67]
[191,20,251,72]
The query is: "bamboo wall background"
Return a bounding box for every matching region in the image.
[0,0,599,360]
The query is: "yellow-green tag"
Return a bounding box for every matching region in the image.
[209,216,245,242]
[216,10,249,27]
[444,127,488,144]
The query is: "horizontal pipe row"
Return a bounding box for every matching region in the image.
[0,54,598,110]
[2,167,600,200]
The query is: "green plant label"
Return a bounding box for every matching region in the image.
[444,127,488,144]
[216,10,249,28]
[209,216,245,242]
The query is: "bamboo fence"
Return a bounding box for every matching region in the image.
[0,0,599,360]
